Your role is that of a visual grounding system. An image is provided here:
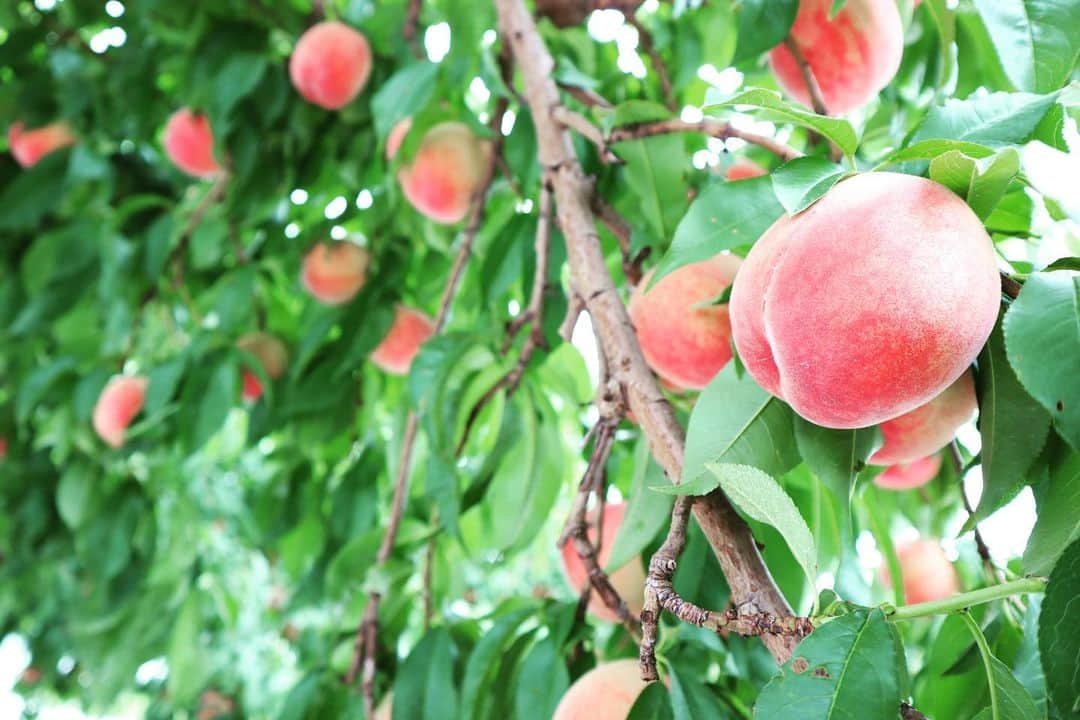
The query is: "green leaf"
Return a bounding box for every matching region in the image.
[682,365,799,486]
[652,175,783,285]
[16,356,77,423]
[1024,445,1080,575]
[970,656,1043,720]
[1004,271,1080,449]
[668,661,733,719]
[929,148,1021,219]
[910,91,1060,147]
[628,682,675,720]
[731,0,798,64]
[607,439,674,571]
[191,358,238,449]
[459,605,535,720]
[878,139,996,166]
[971,314,1051,525]
[794,417,880,536]
[56,462,95,530]
[166,592,209,705]
[0,151,69,230]
[754,609,903,720]
[1038,538,1080,719]
[771,157,851,214]
[972,0,1080,93]
[704,462,817,591]
[392,628,460,720]
[372,62,440,138]
[923,0,957,93]
[513,638,569,720]
[704,88,860,156]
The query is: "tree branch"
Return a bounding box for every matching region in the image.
[496,0,800,668]
[782,37,828,116]
[403,0,423,59]
[1000,272,1022,299]
[623,14,676,111]
[591,192,648,286]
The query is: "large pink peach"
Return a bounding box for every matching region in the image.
[629,254,741,390]
[725,158,767,181]
[874,454,942,491]
[870,371,976,465]
[768,0,903,114]
[236,332,288,401]
[8,121,76,168]
[92,375,149,448]
[163,109,222,178]
[289,21,372,110]
[553,659,649,720]
[887,539,960,605]
[397,122,492,224]
[386,117,413,160]
[301,242,370,305]
[729,172,999,430]
[371,305,435,375]
[559,503,646,624]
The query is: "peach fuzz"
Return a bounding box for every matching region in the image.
[870,370,976,465]
[237,332,289,401]
[874,454,942,491]
[887,539,959,605]
[559,503,646,624]
[371,305,436,375]
[289,21,372,110]
[8,121,76,168]
[768,0,903,114]
[629,254,741,391]
[163,109,222,178]
[301,242,370,305]
[725,158,767,181]
[385,117,413,160]
[92,375,149,448]
[729,172,999,430]
[397,121,492,224]
[553,659,650,720]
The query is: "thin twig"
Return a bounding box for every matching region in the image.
[624,14,676,111]
[558,81,613,109]
[950,442,999,584]
[782,37,827,116]
[403,0,423,59]
[1000,272,1022,299]
[591,192,647,286]
[560,291,585,342]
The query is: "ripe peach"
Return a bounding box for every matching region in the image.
[887,539,959,605]
[559,503,646,624]
[870,371,976,465]
[397,121,492,224]
[289,21,372,110]
[7,121,76,168]
[371,305,435,375]
[629,254,741,391]
[553,659,649,720]
[301,242,370,305]
[768,0,903,114]
[236,332,288,401]
[92,375,149,448]
[725,158,767,180]
[729,172,999,429]
[874,454,942,491]
[163,109,222,178]
[386,117,413,160]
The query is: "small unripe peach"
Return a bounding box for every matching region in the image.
[729,172,999,429]
[301,242,370,305]
[371,305,435,375]
[873,454,942,491]
[559,503,646,624]
[629,254,741,391]
[397,122,492,224]
[7,121,76,168]
[289,21,373,110]
[725,158,767,180]
[886,539,959,605]
[163,109,222,178]
[386,117,413,160]
[553,659,649,720]
[768,0,903,114]
[236,332,289,401]
[870,371,976,466]
[92,375,149,448]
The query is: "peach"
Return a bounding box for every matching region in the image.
[553,659,649,720]
[870,370,976,465]
[386,117,413,160]
[289,21,372,110]
[887,539,959,605]
[559,503,646,624]
[236,332,288,401]
[163,109,222,178]
[7,121,76,168]
[629,254,741,391]
[768,0,903,114]
[371,305,435,375]
[725,158,767,180]
[301,242,370,305]
[729,172,999,430]
[874,454,942,491]
[92,375,149,448]
[397,121,492,224]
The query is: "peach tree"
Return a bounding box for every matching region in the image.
[0,0,1078,719]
